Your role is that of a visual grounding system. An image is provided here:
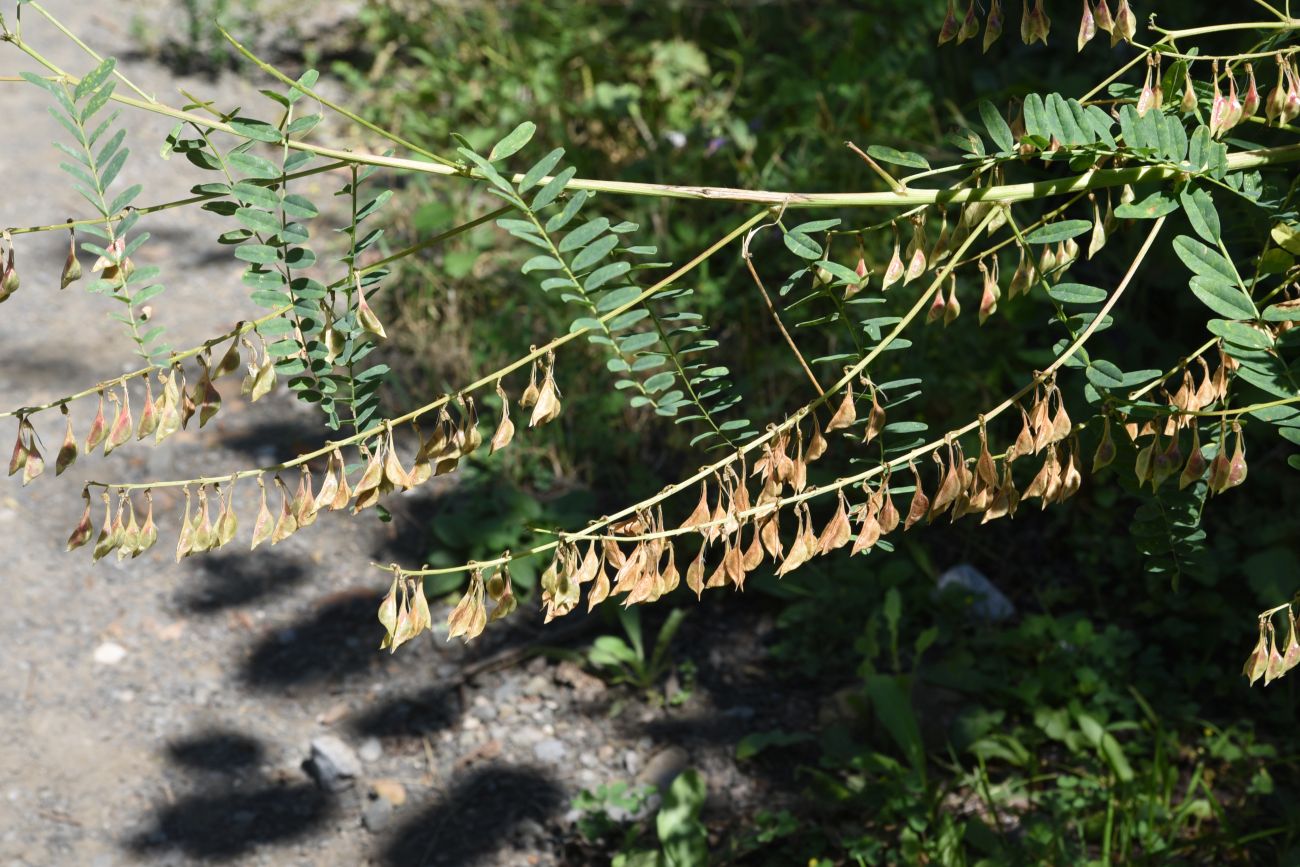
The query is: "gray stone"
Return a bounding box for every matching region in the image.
[623,749,642,775]
[309,735,361,791]
[358,737,383,763]
[636,746,689,793]
[533,738,568,764]
[522,674,551,697]
[935,563,1015,622]
[362,796,393,833]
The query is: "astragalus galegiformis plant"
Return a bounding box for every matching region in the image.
[3,1,1300,675]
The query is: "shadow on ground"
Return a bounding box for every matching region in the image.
[125,729,335,863]
[176,549,309,613]
[379,763,564,867]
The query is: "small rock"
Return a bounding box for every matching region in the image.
[722,705,755,721]
[522,674,551,697]
[463,716,481,731]
[623,749,642,775]
[309,735,361,791]
[370,778,406,806]
[636,746,689,793]
[93,641,127,666]
[553,660,607,699]
[358,738,383,763]
[472,702,498,722]
[533,738,568,764]
[935,563,1015,623]
[362,796,393,833]
[493,680,522,703]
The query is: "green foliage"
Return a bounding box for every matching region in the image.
[587,606,688,697]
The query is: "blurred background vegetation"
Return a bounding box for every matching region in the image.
[142,0,1300,862]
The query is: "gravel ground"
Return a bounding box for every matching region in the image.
[0,4,822,865]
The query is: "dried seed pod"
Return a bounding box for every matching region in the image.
[490,380,515,454]
[978,257,1000,324]
[198,374,221,428]
[0,232,19,302]
[117,495,141,561]
[19,422,43,486]
[777,504,814,576]
[1265,624,1286,685]
[93,491,119,562]
[759,509,783,560]
[817,492,853,555]
[67,487,94,552]
[881,224,904,291]
[251,477,274,550]
[1092,414,1116,472]
[926,284,947,323]
[864,386,887,444]
[156,371,183,443]
[930,442,963,519]
[355,274,387,340]
[806,414,829,462]
[294,466,318,528]
[1111,0,1135,45]
[1179,420,1207,489]
[174,487,195,562]
[138,490,159,555]
[103,388,133,456]
[448,571,488,643]
[903,461,931,531]
[1244,621,1270,686]
[60,222,82,289]
[1150,423,1183,490]
[850,496,882,555]
[1226,422,1248,489]
[352,445,384,513]
[489,563,518,622]
[1094,0,1114,31]
[271,476,299,544]
[192,486,215,553]
[983,0,1004,51]
[825,377,857,433]
[1077,0,1096,51]
[529,355,562,428]
[942,273,961,326]
[878,475,901,535]
[1009,245,1035,298]
[903,216,927,284]
[1136,56,1158,116]
[85,393,108,454]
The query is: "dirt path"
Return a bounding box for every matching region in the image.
[0,5,803,866]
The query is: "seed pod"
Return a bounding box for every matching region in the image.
[982,0,1004,51]
[155,372,183,443]
[930,444,962,519]
[942,273,961,326]
[806,415,828,462]
[957,0,979,43]
[1242,63,1260,119]
[67,488,94,551]
[926,284,947,323]
[251,477,274,550]
[1223,71,1244,132]
[1265,625,1286,685]
[1283,60,1300,124]
[271,476,299,544]
[778,504,814,575]
[54,410,78,476]
[1150,423,1182,489]
[490,380,516,454]
[978,257,1000,324]
[903,216,927,285]
[1180,68,1198,114]
[354,274,387,340]
[192,486,215,553]
[0,232,19,302]
[293,466,317,527]
[1244,622,1269,686]
[137,490,158,555]
[817,492,853,555]
[864,386,887,444]
[1093,0,1114,31]
[760,509,783,560]
[938,0,960,44]
[103,388,133,456]
[448,571,488,643]
[84,393,108,453]
[1226,422,1247,489]
[825,377,856,432]
[352,445,384,512]
[1111,0,1135,45]
[1009,246,1035,298]
[880,242,904,293]
[1136,58,1157,116]
[93,491,119,562]
[174,487,195,562]
[1209,61,1228,138]
[850,496,882,556]
[1266,56,1287,124]
[1077,0,1096,50]
[1179,420,1207,488]
[529,356,562,427]
[60,223,82,289]
[1092,414,1116,472]
[903,461,930,531]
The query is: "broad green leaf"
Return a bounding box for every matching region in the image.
[531,166,575,210]
[1207,319,1274,350]
[979,99,1014,152]
[584,262,632,292]
[618,332,659,353]
[559,217,610,253]
[1085,360,1125,389]
[1172,235,1239,286]
[866,145,929,170]
[1263,301,1300,322]
[1114,188,1178,220]
[235,207,282,235]
[569,233,619,272]
[228,150,281,180]
[1047,283,1107,304]
[782,231,821,260]
[596,286,642,311]
[1179,186,1221,243]
[521,255,563,274]
[230,118,283,142]
[1026,220,1091,244]
[488,121,536,162]
[1189,275,1255,319]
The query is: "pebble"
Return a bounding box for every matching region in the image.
[93,641,127,666]
[309,735,361,791]
[358,738,383,763]
[623,749,642,775]
[370,778,406,806]
[362,795,393,833]
[637,746,690,792]
[533,738,568,764]
[523,674,551,697]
